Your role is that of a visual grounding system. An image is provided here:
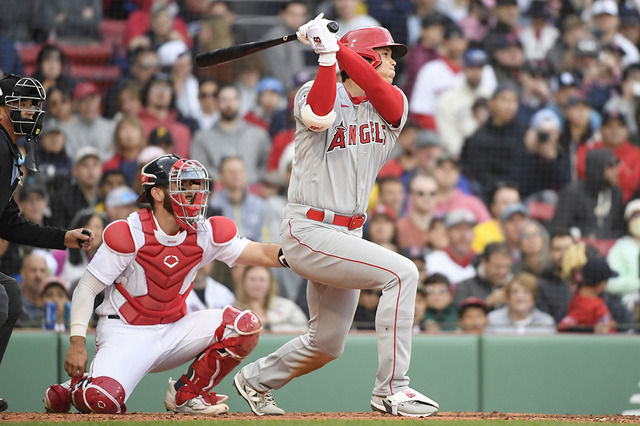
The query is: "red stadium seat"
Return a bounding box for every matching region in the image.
[100,19,127,52]
[59,42,113,66]
[581,238,617,257]
[17,43,43,67]
[527,201,556,222]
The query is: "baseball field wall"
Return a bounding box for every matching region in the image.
[2,332,640,415]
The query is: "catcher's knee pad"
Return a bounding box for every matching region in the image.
[44,383,72,413]
[71,376,126,414]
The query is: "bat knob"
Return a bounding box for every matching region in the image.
[327,21,339,34]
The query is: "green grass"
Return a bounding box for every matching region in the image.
[0,421,623,426]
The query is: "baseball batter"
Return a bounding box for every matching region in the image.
[234,16,439,418]
[44,154,286,415]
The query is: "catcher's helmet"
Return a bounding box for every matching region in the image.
[340,27,408,69]
[0,74,46,136]
[138,154,211,230]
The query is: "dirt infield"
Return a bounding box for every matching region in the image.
[2,411,639,423]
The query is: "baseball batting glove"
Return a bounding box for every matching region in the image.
[297,13,339,66]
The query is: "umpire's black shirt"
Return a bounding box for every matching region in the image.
[0,123,66,249]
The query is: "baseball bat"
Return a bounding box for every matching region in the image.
[196,21,339,68]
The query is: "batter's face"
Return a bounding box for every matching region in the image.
[374,47,396,83]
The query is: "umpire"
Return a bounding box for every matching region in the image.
[0,74,95,412]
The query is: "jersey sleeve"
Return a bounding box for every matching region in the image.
[203,216,251,267]
[86,221,137,286]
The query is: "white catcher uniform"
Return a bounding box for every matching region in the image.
[240,75,419,398]
[85,209,249,401]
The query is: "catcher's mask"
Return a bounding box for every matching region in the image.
[0,75,47,171]
[138,154,211,230]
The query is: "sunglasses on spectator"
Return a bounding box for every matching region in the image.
[412,190,437,197]
[425,287,449,295]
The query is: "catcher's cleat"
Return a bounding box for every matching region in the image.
[164,377,229,415]
[233,371,284,416]
[370,388,439,418]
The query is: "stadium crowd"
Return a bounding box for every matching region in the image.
[2,0,640,335]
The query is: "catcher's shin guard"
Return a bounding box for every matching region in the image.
[174,306,262,405]
[71,376,126,414]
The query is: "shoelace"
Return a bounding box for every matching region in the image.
[263,391,277,405]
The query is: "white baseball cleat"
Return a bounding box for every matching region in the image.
[233,371,284,416]
[370,388,439,417]
[164,378,229,415]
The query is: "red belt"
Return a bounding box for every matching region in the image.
[306,209,365,230]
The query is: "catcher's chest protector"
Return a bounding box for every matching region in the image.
[116,209,203,325]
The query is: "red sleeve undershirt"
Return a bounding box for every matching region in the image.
[306,63,337,117]
[335,41,404,126]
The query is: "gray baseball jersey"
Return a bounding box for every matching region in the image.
[240,79,420,398]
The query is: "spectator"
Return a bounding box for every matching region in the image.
[244,77,286,132]
[50,147,102,228]
[104,49,160,119]
[511,109,571,200]
[436,48,495,156]
[379,122,421,180]
[422,273,458,333]
[517,60,552,125]
[158,40,200,121]
[64,82,116,161]
[432,153,491,224]
[31,45,75,94]
[514,219,550,277]
[0,37,24,76]
[38,276,70,329]
[413,283,428,333]
[491,34,526,90]
[127,2,191,53]
[232,55,266,117]
[138,72,192,158]
[620,11,640,48]
[428,215,448,251]
[461,83,525,203]
[95,170,127,215]
[209,157,266,242]
[104,186,138,223]
[606,199,640,313]
[500,202,529,262]
[59,210,106,291]
[454,242,513,310]
[457,0,492,43]
[43,0,101,44]
[536,229,575,323]
[472,181,521,254]
[518,0,560,61]
[397,173,438,251]
[604,62,640,138]
[558,92,597,180]
[234,265,308,333]
[403,12,446,102]
[586,0,639,69]
[405,0,438,46]
[43,86,75,133]
[185,261,235,313]
[148,126,175,154]
[36,126,72,188]
[353,289,381,330]
[558,257,617,333]
[552,148,625,240]
[426,209,477,287]
[545,15,590,75]
[364,205,398,252]
[546,71,602,133]
[375,176,406,219]
[193,78,220,131]
[413,129,444,175]
[486,272,557,334]
[577,111,640,203]
[17,251,52,327]
[261,1,310,87]
[102,116,147,187]
[483,0,520,57]
[190,84,271,184]
[331,0,380,37]
[456,296,488,334]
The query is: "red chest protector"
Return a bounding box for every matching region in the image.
[115,209,204,325]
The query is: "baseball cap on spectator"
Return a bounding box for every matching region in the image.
[72,146,100,167]
[530,109,561,131]
[421,12,446,28]
[290,71,312,90]
[257,77,285,96]
[443,23,465,40]
[602,42,625,56]
[105,186,138,209]
[492,82,518,99]
[602,109,626,126]
[38,276,69,298]
[458,296,488,316]
[592,0,618,16]
[435,152,460,167]
[445,209,476,229]
[149,126,174,147]
[369,204,397,222]
[624,199,640,219]
[496,0,518,6]
[575,39,600,58]
[39,124,65,138]
[523,60,550,77]
[137,146,167,165]
[463,48,488,68]
[496,33,522,50]
[19,184,47,202]
[73,81,100,100]
[565,91,590,108]
[557,71,579,89]
[500,203,529,222]
[582,257,619,286]
[415,130,442,149]
[621,12,640,28]
[528,0,550,18]
[157,40,190,69]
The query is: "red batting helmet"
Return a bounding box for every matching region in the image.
[340,27,408,69]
